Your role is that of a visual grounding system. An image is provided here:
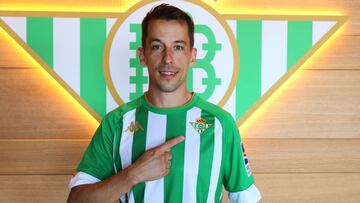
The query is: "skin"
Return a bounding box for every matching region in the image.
[138,19,197,108]
[67,136,184,203]
[67,19,195,202]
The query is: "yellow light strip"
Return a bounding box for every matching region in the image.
[0,27,40,67]
[0,0,345,16]
[204,0,345,16]
[37,66,100,127]
[0,1,122,12]
[0,24,100,128]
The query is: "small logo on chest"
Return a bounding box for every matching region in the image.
[189,118,212,135]
[125,121,144,133]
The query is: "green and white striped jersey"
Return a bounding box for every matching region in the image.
[69,93,261,203]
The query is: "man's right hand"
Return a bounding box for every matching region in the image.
[126,136,185,185]
[67,136,185,203]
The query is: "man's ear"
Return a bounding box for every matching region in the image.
[138,47,146,66]
[190,47,197,66]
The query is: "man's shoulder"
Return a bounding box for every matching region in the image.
[196,96,234,124]
[103,96,142,123]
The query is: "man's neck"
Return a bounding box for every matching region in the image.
[145,88,193,108]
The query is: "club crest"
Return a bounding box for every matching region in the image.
[190,118,212,135]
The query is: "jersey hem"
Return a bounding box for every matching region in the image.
[68,172,101,189]
[228,184,261,203]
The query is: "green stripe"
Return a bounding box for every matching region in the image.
[113,122,122,172]
[287,21,312,70]
[215,137,224,203]
[236,20,262,119]
[131,106,148,203]
[196,112,215,202]
[80,18,107,117]
[164,112,186,203]
[27,17,53,68]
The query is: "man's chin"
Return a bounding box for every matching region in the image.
[157,83,179,93]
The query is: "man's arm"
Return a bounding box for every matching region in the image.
[67,136,184,203]
[222,117,261,203]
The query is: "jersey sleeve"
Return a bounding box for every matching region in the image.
[75,114,117,183]
[223,118,261,203]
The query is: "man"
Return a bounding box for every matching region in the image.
[67,3,261,203]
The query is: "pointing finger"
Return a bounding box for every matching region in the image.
[159,136,184,152]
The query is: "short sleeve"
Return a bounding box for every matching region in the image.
[76,115,117,181]
[223,119,261,202]
[68,172,100,189]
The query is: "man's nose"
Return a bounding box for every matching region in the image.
[162,49,174,65]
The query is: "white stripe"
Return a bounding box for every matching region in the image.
[120,109,136,203]
[53,18,80,94]
[106,18,116,36]
[223,88,236,120]
[109,18,133,103]
[68,172,100,189]
[2,17,27,42]
[227,20,237,36]
[228,184,261,203]
[206,118,223,203]
[106,88,118,113]
[224,20,237,119]
[144,112,167,203]
[182,107,202,202]
[261,21,287,95]
[312,21,336,45]
[106,18,119,113]
[120,109,136,168]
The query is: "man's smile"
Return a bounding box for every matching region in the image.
[159,71,176,76]
[157,66,179,78]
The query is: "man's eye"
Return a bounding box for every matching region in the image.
[151,44,162,51]
[174,45,184,51]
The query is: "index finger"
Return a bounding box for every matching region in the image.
[158,136,185,152]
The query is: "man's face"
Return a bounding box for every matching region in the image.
[139,19,196,93]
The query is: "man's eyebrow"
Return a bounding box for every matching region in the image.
[149,38,162,43]
[148,39,187,45]
[174,40,187,44]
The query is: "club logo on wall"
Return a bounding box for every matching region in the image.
[104,0,238,111]
[0,0,347,126]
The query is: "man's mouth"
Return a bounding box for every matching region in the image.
[159,71,177,76]
[157,66,179,77]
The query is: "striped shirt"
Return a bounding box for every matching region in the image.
[69,93,261,202]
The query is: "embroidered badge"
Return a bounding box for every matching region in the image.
[190,118,212,134]
[125,121,144,133]
[242,143,252,177]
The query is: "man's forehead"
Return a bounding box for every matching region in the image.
[147,19,188,33]
[146,20,190,44]
[148,38,188,45]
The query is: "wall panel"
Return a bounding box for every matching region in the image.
[0,0,359,202]
[308,36,360,70]
[242,70,360,139]
[255,173,360,203]
[0,175,71,203]
[0,140,89,174]
[244,138,360,173]
[1,139,360,175]
[0,68,97,139]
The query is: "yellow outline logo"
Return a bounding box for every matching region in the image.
[0,2,347,127]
